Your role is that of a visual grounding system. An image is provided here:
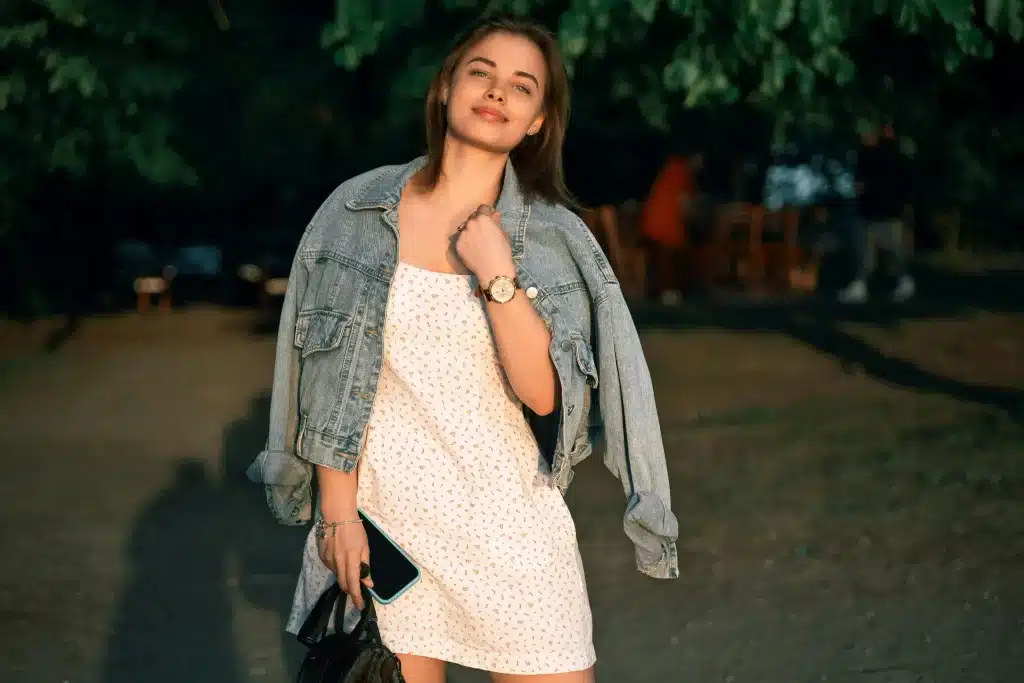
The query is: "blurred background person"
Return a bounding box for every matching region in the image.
[838,124,916,303]
[640,149,703,305]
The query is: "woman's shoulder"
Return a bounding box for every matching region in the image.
[299,162,414,249]
[525,198,617,286]
[527,197,590,243]
[309,164,406,224]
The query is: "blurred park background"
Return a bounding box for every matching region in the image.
[2,1,1023,682]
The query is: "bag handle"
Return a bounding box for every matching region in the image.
[297,582,380,648]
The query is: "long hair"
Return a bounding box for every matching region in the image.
[418,16,573,206]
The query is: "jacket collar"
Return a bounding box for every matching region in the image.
[345,155,530,260]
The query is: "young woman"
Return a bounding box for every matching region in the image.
[247,16,679,683]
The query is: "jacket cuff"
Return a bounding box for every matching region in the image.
[298,428,360,473]
[623,490,681,579]
[635,541,679,579]
[246,448,313,526]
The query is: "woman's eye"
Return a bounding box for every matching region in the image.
[470,69,488,77]
[515,84,532,94]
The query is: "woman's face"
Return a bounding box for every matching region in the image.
[443,31,547,154]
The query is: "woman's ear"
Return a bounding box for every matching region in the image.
[441,85,450,106]
[526,114,545,136]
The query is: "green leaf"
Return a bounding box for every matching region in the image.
[834,53,855,85]
[0,21,49,48]
[630,0,660,23]
[776,0,797,29]
[663,47,701,90]
[933,0,973,24]
[558,10,590,60]
[796,63,815,97]
[1010,3,1024,40]
[985,0,1003,26]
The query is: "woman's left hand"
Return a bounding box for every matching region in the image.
[453,205,514,283]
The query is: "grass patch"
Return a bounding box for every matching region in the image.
[670,384,1024,571]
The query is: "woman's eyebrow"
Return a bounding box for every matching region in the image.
[466,56,539,88]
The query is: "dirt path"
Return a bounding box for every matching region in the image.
[0,309,1021,682]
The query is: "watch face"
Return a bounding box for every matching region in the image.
[490,277,516,303]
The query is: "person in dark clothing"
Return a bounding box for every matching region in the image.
[838,125,916,303]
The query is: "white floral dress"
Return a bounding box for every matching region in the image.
[286,261,595,675]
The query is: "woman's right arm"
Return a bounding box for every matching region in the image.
[246,229,313,523]
[315,465,373,609]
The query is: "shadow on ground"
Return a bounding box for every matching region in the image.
[101,394,307,682]
[629,263,1024,417]
[221,393,309,677]
[100,459,245,683]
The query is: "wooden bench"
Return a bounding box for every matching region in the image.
[133,267,176,313]
[710,203,806,292]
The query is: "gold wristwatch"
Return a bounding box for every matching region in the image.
[479,275,519,304]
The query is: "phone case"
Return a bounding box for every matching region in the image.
[358,508,421,605]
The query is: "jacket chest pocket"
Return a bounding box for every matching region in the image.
[294,308,355,428]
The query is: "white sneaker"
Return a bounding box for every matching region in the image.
[838,279,868,304]
[892,275,915,302]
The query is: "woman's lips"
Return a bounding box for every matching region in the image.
[472,106,506,123]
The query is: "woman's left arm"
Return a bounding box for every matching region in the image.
[481,286,558,415]
[455,205,558,416]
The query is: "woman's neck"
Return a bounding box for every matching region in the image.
[428,137,507,216]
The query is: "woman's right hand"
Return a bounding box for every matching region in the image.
[316,520,373,610]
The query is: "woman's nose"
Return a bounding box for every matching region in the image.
[485,88,505,103]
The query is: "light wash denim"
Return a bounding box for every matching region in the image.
[247,156,679,579]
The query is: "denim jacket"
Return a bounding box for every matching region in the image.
[246,156,679,579]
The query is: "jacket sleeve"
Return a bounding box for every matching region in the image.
[244,230,314,526]
[596,282,680,579]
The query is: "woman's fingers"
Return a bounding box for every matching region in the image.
[361,549,374,589]
[346,553,364,610]
[333,546,349,596]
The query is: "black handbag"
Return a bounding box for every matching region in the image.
[296,582,405,683]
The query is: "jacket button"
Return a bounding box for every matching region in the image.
[526,286,538,299]
[561,340,572,351]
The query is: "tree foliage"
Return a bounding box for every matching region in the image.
[2,0,1020,202]
[322,0,1022,139]
[319,0,1023,219]
[0,0,196,194]
[1,0,1022,315]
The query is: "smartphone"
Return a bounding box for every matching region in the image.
[359,508,421,605]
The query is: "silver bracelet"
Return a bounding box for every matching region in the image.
[314,517,363,540]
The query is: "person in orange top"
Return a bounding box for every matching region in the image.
[641,152,702,303]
